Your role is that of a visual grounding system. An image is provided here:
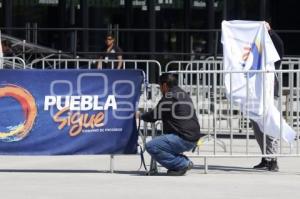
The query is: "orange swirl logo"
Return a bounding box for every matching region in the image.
[0,85,37,142]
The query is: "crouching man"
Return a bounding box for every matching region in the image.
[139,73,201,176]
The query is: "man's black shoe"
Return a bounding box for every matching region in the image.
[167,161,194,176]
[268,160,279,172]
[253,158,269,169]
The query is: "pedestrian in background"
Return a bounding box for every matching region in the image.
[97,34,123,69]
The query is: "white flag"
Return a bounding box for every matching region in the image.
[221,20,296,143]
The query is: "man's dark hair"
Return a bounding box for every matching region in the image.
[106,33,115,39]
[159,73,178,88]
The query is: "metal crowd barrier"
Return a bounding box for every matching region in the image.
[165,68,300,173]
[165,59,299,133]
[0,57,26,69]
[1,57,158,173]
[2,57,300,173]
[29,58,161,80]
[29,58,163,172]
[282,57,300,62]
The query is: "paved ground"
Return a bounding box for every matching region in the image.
[0,153,300,199]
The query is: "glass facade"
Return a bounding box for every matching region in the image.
[0,0,299,61]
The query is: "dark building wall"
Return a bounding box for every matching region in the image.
[270,0,300,55]
[0,0,300,57]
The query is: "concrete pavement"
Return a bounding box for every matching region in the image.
[0,154,300,199]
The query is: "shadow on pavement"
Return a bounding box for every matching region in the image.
[193,165,264,173]
[0,165,266,175]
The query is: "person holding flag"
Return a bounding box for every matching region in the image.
[222,20,296,172]
[252,22,284,171]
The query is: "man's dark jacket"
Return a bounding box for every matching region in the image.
[141,86,201,142]
[269,29,284,97]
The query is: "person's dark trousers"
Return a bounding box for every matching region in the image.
[251,120,279,171]
[145,134,196,171]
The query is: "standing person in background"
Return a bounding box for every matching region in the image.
[252,22,284,172]
[97,34,123,69]
[1,40,16,68]
[1,40,15,57]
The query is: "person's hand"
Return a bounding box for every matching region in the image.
[264,22,271,31]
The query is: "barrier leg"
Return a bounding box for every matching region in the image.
[148,157,158,175]
[147,123,158,175]
[204,157,208,174]
[110,155,114,173]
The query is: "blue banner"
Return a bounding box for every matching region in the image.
[0,69,143,155]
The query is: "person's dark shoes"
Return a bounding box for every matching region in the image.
[268,159,279,172]
[166,169,186,176]
[253,158,269,169]
[167,161,194,176]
